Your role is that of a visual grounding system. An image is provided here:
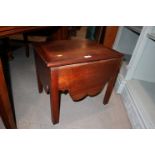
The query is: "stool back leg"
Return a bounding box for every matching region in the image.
[34,53,43,93]
[36,73,43,93]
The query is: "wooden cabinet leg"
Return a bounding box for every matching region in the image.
[103,74,117,105]
[0,60,17,129]
[49,70,60,124]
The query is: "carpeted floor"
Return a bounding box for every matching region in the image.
[0,46,131,129]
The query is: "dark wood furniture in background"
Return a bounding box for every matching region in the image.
[94,26,118,48]
[6,27,69,58]
[34,39,123,124]
[0,26,69,128]
[0,27,45,129]
[103,26,118,48]
[23,26,69,57]
[0,27,47,60]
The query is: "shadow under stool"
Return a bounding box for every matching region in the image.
[33,39,123,124]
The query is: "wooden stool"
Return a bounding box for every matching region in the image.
[33,39,123,124]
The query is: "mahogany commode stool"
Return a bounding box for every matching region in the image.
[33,39,123,124]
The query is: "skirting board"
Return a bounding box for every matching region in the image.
[115,74,154,128]
[121,84,146,129]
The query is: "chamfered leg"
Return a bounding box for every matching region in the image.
[103,74,118,105]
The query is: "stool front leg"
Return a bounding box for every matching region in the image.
[49,70,60,124]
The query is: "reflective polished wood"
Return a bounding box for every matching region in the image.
[34,39,123,124]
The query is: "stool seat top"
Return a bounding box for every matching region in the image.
[34,39,123,67]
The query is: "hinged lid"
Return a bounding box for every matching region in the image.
[34,39,123,67]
